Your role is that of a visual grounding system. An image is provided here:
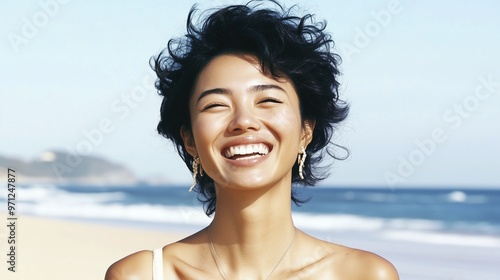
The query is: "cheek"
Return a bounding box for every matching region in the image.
[268,108,302,134]
[265,109,303,153]
[190,113,230,154]
[192,117,218,142]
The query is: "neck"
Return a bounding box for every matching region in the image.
[208,180,297,278]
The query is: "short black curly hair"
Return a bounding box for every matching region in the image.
[152,0,349,216]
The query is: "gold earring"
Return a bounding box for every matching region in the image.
[189,155,202,192]
[298,146,306,180]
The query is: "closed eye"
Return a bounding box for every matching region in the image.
[258,97,283,104]
[201,102,227,111]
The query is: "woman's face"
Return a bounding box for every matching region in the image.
[182,53,313,190]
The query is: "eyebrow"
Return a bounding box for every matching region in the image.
[196,84,286,103]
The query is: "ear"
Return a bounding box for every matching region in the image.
[300,119,315,149]
[180,126,197,156]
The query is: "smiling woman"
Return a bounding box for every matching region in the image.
[105,1,398,279]
[185,54,310,195]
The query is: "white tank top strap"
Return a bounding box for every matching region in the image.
[152,248,164,280]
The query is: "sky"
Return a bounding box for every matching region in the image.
[1,0,499,188]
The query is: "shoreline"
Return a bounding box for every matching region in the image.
[0,214,185,280]
[1,214,499,280]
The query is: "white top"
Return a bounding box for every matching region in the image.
[152,248,163,280]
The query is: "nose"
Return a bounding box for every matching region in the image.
[227,105,261,133]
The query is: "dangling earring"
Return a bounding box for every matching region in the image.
[298,146,307,180]
[189,155,202,192]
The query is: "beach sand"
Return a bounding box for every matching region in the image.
[0,215,184,280]
[1,214,499,280]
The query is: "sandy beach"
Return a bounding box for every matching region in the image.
[1,214,499,280]
[0,215,184,280]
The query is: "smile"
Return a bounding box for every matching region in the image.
[223,143,270,160]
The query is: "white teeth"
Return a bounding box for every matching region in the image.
[224,144,269,158]
[235,154,261,161]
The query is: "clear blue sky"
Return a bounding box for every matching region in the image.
[1,0,499,187]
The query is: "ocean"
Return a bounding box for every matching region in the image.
[9,184,500,248]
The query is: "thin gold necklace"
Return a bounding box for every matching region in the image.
[207,226,297,280]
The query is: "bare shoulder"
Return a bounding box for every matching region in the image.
[105,229,209,280]
[105,250,153,280]
[347,247,399,280]
[321,240,399,280]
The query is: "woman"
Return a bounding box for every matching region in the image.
[106,1,399,279]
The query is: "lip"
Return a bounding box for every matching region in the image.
[221,136,273,166]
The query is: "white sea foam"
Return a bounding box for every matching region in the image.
[17,194,447,234]
[22,186,126,203]
[447,191,467,203]
[16,185,500,249]
[22,200,211,223]
[382,230,500,248]
[292,213,444,231]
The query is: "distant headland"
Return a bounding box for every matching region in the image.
[0,150,138,185]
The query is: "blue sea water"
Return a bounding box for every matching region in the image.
[8,184,500,247]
